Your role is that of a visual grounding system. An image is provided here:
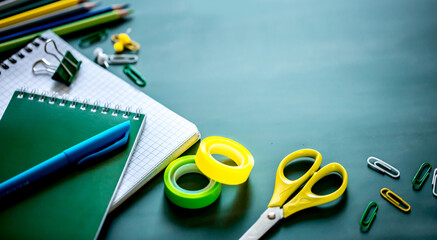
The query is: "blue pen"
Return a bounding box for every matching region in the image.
[0,121,130,198]
[0,4,129,43]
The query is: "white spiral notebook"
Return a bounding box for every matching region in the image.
[0,31,200,209]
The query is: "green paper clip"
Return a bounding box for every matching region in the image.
[32,39,81,86]
[123,64,146,87]
[78,29,108,48]
[412,162,432,190]
[360,201,378,231]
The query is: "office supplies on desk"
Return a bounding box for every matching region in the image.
[240,149,348,240]
[412,162,431,190]
[0,4,129,43]
[0,9,133,52]
[0,120,131,198]
[0,0,85,28]
[0,0,57,19]
[0,2,97,37]
[380,188,410,213]
[32,39,81,86]
[432,168,437,197]
[0,90,146,239]
[164,155,221,209]
[0,31,200,210]
[79,29,108,48]
[360,201,378,232]
[123,64,146,86]
[367,156,400,179]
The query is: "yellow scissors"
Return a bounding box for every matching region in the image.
[240,149,348,240]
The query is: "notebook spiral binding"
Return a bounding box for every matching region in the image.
[17,88,143,120]
[0,36,47,76]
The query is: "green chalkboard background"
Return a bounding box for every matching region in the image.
[43,0,437,239]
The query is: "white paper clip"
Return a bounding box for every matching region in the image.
[367,156,400,179]
[108,54,138,64]
[432,168,437,197]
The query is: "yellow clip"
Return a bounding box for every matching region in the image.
[380,188,410,213]
[111,28,140,52]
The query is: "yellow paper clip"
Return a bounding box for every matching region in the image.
[380,188,410,213]
[432,168,437,197]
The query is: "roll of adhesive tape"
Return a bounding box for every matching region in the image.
[164,155,221,209]
[195,136,254,185]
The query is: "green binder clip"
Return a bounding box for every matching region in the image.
[32,39,81,86]
[360,201,378,232]
[123,64,146,87]
[78,29,108,48]
[412,162,432,190]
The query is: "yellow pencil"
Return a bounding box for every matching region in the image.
[0,0,85,28]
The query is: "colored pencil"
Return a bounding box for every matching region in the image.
[0,2,99,36]
[0,4,128,42]
[0,0,85,28]
[0,0,58,20]
[0,9,133,52]
[0,0,29,11]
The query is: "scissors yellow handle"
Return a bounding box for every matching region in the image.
[268,149,348,218]
[282,162,348,217]
[268,149,322,207]
[240,149,348,240]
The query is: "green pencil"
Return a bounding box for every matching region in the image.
[0,9,132,53]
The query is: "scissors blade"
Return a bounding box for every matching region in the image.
[239,207,283,240]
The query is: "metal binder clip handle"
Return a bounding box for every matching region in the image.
[32,58,57,75]
[367,156,400,179]
[45,39,78,70]
[108,54,138,64]
[432,168,437,197]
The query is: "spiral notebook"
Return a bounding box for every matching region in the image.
[0,30,200,209]
[0,90,146,239]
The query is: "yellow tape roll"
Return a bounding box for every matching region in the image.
[195,136,254,185]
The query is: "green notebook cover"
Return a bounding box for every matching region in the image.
[0,90,146,239]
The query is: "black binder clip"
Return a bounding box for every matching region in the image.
[32,39,82,86]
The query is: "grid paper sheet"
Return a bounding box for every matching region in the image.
[0,31,199,208]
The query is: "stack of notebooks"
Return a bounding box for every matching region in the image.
[0,31,200,239]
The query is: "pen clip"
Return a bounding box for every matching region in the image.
[76,126,130,166]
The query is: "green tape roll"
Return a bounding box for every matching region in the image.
[164,155,221,209]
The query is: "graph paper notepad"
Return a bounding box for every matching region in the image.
[0,31,200,209]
